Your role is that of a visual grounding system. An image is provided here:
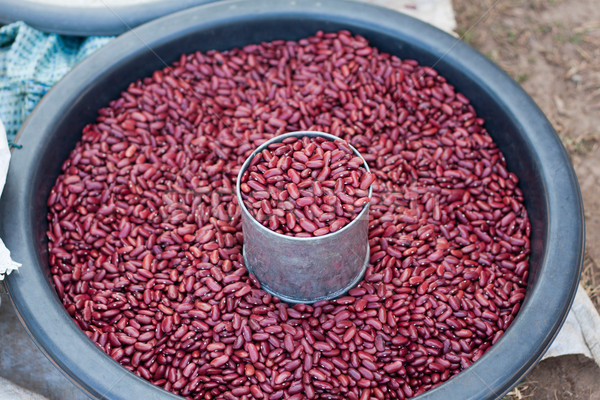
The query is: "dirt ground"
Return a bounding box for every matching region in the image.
[452,0,600,398]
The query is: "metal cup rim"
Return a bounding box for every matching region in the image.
[235,130,373,242]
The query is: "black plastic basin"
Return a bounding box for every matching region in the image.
[0,1,584,399]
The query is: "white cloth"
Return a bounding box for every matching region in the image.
[358,0,457,33]
[543,285,600,366]
[0,119,21,280]
[0,376,49,400]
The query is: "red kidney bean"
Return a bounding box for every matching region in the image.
[48,30,530,400]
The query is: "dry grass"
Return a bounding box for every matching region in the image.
[502,382,536,400]
[561,133,600,157]
[581,253,600,310]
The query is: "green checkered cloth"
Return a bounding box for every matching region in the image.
[0,21,114,143]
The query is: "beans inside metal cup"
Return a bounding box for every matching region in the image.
[236,131,373,303]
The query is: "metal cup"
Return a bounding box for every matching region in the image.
[236,131,372,303]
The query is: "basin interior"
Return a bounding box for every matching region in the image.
[29,16,548,290]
